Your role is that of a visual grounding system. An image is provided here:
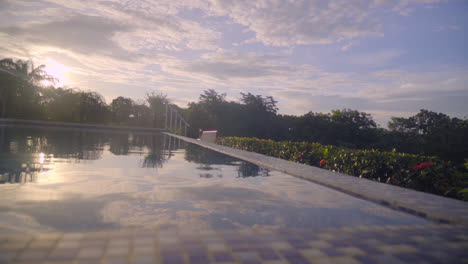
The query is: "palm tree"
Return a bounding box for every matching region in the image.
[146,91,170,128]
[0,58,55,118]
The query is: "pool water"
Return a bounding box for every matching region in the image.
[0,125,429,234]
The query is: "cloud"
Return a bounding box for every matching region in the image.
[201,0,445,47]
[1,14,133,59]
[205,0,383,46]
[168,52,300,80]
[348,49,403,67]
[433,25,460,32]
[272,68,468,125]
[341,41,358,51]
[0,0,220,57]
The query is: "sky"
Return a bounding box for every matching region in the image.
[0,0,467,126]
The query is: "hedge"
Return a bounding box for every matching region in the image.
[217,137,468,201]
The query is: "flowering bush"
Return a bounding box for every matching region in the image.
[412,162,433,171]
[319,159,327,167]
[217,137,468,201]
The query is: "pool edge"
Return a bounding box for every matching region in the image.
[166,133,468,226]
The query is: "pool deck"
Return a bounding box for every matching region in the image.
[0,129,467,264]
[1,224,467,264]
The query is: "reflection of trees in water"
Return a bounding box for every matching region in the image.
[185,143,237,179]
[199,173,222,178]
[109,134,130,155]
[184,143,270,178]
[0,126,269,183]
[142,134,165,168]
[0,127,105,160]
[142,134,184,168]
[237,161,270,178]
[0,126,186,177]
[185,143,238,165]
[0,127,49,184]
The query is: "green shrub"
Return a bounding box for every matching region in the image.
[217,137,468,201]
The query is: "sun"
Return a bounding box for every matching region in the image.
[39,58,71,87]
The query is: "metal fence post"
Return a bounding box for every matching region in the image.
[164,103,168,129]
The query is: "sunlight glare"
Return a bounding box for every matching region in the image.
[39,58,71,87]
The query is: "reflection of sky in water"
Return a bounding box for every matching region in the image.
[0,126,429,234]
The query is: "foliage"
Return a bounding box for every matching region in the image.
[146,92,170,128]
[217,137,468,201]
[110,96,134,124]
[185,89,281,138]
[388,110,468,163]
[0,58,55,119]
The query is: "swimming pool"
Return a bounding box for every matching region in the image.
[0,125,428,234]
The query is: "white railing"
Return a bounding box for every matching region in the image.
[164,103,189,136]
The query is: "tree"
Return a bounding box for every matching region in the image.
[186,90,227,135]
[131,103,152,127]
[199,89,226,104]
[40,87,82,122]
[78,91,109,123]
[110,96,134,124]
[388,109,468,161]
[146,92,170,128]
[0,58,54,118]
[240,92,278,114]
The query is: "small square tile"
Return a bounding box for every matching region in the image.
[107,246,130,257]
[377,244,417,254]
[48,248,79,260]
[189,253,209,264]
[354,255,379,264]
[17,249,48,261]
[207,242,227,251]
[0,251,18,262]
[102,257,129,264]
[270,242,292,250]
[308,241,331,249]
[78,247,103,259]
[133,255,156,264]
[109,239,130,247]
[133,246,155,255]
[28,239,57,249]
[56,240,81,248]
[162,254,184,264]
[300,249,327,259]
[258,249,281,260]
[326,256,361,264]
[62,233,84,240]
[0,240,29,249]
[236,251,259,261]
[213,252,234,262]
[337,247,365,256]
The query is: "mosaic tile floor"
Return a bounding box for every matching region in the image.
[1,224,467,264]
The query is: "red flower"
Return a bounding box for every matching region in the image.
[320,159,327,167]
[412,162,433,171]
[297,154,302,159]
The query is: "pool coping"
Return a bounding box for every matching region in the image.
[0,118,166,133]
[166,133,468,226]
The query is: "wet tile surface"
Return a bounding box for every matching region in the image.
[0,224,467,264]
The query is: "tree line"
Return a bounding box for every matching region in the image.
[1,58,467,164]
